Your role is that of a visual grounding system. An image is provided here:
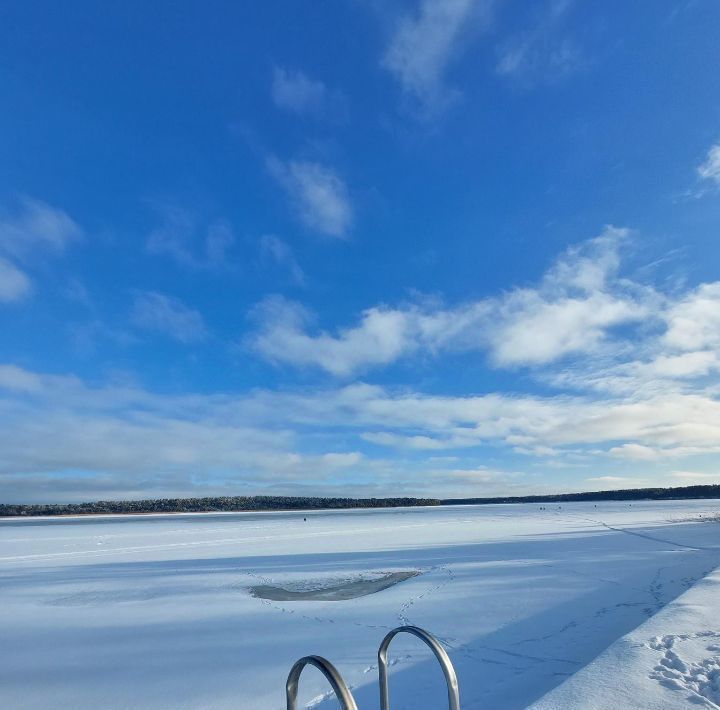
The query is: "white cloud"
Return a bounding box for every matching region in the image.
[321,452,364,468]
[2,362,720,501]
[496,0,583,85]
[608,443,663,461]
[147,206,235,269]
[671,471,719,481]
[248,296,413,376]
[382,0,493,117]
[586,476,628,483]
[487,230,647,365]
[0,196,82,260]
[259,235,305,285]
[582,476,652,490]
[0,364,42,392]
[362,431,459,450]
[647,351,720,379]
[131,291,207,343]
[0,256,32,303]
[698,142,720,185]
[490,292,640,367]
[0,197,82,304]
[243,382,720,459]
[268,158,353,238]
[663,282,720,352]
[249,227,650,375]
[271,67,327,116]
[0,367,392,501]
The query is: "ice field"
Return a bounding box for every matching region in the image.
[2,501,720,709]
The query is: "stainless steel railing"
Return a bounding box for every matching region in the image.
[378,626,459,710]
[285,626,459,709]
[286,655,359,710]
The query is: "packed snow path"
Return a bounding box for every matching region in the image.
[1,501,719,709]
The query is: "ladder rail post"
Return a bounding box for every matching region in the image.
[286,655,358,710]
[378,625,460,710]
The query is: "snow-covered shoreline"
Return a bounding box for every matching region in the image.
[531,563,720,709]
[2,500,719,708]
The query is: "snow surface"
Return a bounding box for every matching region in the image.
[530,556,720,709]
[1,501,719,709]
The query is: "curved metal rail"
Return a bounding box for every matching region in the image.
[286,655,358,710]
[378,625,460,710]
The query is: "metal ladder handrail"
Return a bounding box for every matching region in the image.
[378,625,460,710]
[286,655,359,710]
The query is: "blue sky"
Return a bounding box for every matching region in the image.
[1,1,720,502]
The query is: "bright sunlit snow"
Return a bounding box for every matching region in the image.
[2,501,720,709]
[531,562,720,710]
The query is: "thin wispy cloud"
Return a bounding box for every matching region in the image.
[671,471,719,481]
[551,277,720,396]
[496,0,584,85]
[0,368,376,501]
[0,256,32,303]
[271,67,329,117]
[0,197,83,304]
[697,142,720,185]
[382,0,494,117]
[259,235,305,285]
[147,206,235,269]
[0,196,83,260]
[131,291,207,343]
[0,364,42,392]
[268,158,353,238]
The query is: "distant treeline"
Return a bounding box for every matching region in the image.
[1,484,719,517]
[0,495,441,517]
[443,484,720,505]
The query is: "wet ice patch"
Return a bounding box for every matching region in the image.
[248,570,420,601]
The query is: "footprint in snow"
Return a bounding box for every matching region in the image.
[647,632,720,707]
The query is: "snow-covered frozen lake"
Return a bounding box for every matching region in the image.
[2,501,720,709]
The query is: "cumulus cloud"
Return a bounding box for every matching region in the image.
[248,296,421,376]
[147,206,235,269]
[663,283,720,352]
[131,291,207,343]
[487,228,646,366]
[249,227,650,375]
[382,0,493,117]
[268,158,353,238]
[552,280,720,395]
